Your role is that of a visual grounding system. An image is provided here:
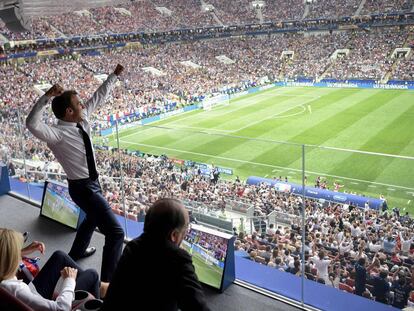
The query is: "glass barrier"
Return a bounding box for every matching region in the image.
[4,108,32,199]
[98,122,305,301]
[303,144,414,309]
[4,88,413,310]
[93,119,129,238]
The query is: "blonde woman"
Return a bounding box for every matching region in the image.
[0,228,100,311]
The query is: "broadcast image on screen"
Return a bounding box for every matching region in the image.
[181,224,230,289]
[41,181,80,229]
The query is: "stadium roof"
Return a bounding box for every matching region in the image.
[0,0,128,16]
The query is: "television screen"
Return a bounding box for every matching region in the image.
[40,180,81,229]
[181,224,233,290]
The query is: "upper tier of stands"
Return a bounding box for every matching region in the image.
[0,0,413,40]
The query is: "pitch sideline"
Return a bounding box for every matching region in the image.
[119,139,414,192]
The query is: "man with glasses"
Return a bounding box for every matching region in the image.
[102,198,210,311]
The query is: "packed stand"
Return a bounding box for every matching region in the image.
[306,0,361,19]
[261,0,305,22]
[236,195,414,308]
[324,28,407,81]
[361,0,413,15]
[1,0,413,41]
[1,28,412,138]
[151,0,217,29]
[206,0,258,25]
[391,30,414,81]
[0,18,60,41]
[283,32,351,79]
[392,56,414,81]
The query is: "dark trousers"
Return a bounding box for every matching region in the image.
[67,178,124,282]
[33,250,100,298]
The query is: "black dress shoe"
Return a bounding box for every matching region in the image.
[80,247,96,259]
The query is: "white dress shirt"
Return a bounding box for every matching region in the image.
[311,256,331,283]
[0,276,75,311]
[26,74,117,180]
[400,232,413,253]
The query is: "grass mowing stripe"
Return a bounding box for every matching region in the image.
[119,139,414,191]
[192,91,316,130]
[233,89,368,171]
[244,89,395,170]
[107,87,414,213]
[288,90,410,174]
[328,99,414,191]
[183,89,348,162]
[118,89,363,173]
[236,88,365,139]
[171,88,319,130]
[124,90,320,153]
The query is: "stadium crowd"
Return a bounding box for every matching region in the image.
[5,131,414,307]
[361,0,413,15]
[324,27,407,81]
[306,0,361,19]
[0,0,413,41]
[0,27,412,190]
[0,26,411,157]
[237,195,414,308]
[0,1,413,309]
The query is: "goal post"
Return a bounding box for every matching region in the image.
[202,94,230,111]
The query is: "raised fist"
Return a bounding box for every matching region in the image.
[114,64,124,76]
[45,84,64,98]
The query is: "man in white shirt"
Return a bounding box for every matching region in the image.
[266,223,276,236]
[311,250,332,284]
[350,223,361,237]
[368,239,382,253]
[399,232,413,255]
[26,64,125,283]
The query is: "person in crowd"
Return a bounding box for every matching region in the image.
[102,198,210,311]
[370,269,390,304]
[354,256,379,296]
[391,269,413,309]
[26,64,125,283]
[0,228,104,311]
[383,236,396,254]
[310,248,337,285]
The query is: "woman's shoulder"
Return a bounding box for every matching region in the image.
[0,277,31,296]
[1,277,25,288]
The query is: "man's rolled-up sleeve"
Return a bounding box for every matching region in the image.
[26,95,61,145]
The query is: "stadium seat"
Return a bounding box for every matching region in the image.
[0,287,34,311]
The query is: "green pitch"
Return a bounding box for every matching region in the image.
[181,243,223,289]
[42,192,79,229]
[104,86,414,214]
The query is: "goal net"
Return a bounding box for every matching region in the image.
[202,94,230,111]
